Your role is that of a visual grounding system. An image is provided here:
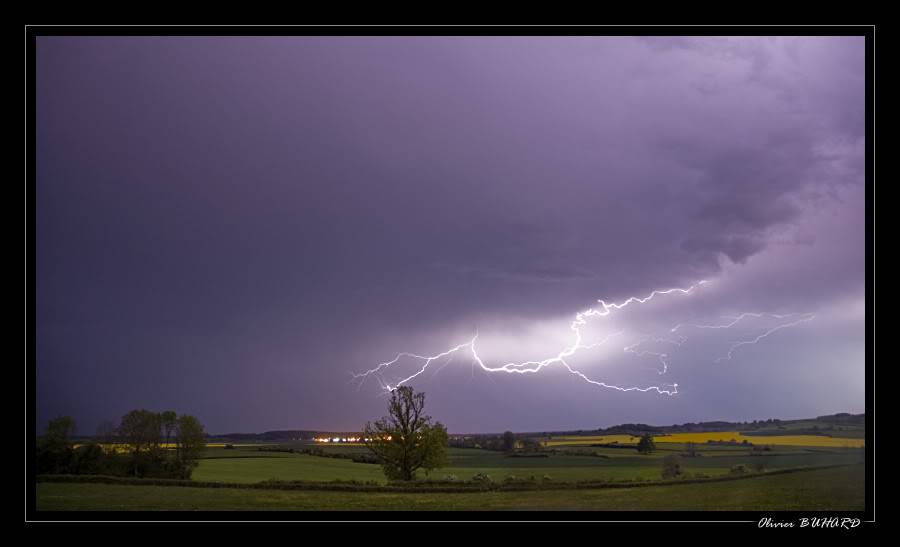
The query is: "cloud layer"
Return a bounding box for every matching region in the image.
[36,36,865,433]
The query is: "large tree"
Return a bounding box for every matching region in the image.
[636,433,656,455]
[363,386,448,481]
[46,415,76,440]
[160,410,177,449]
[118,409,162,475]
[36,416,77,474]
[661,454,684,479]
[174,414,207,478]
[502,431,516,452]
[95,420,118,445]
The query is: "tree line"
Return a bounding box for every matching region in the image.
[36,409,207,479]
[449,431,542,452]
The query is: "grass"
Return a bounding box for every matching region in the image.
[191,445,863,484]
[36,463,865,511]
[192,454,386,483]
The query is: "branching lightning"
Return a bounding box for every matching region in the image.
[714,313,816,362]
[670,312,810,333]
[623,334,686,375]
[352,280,815,397]
[354,281,708,395]
[669,312,816,362]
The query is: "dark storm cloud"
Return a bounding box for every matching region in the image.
[680,235,765,265]
[36,36,865,433]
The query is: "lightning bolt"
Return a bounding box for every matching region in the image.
[353,281,710,395]
[623,334,686,375]
[353,280,815,396]
[715,313,816,362]
[667,312,816,362]
[670,312,811,333]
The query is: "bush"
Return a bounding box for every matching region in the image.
[730,464,748,475]
[471,473,493,483]
[750,460,768,472]
[36,440,75,475]
[71,443,107,475]
[684,441,699,457]
[661,454,684,479]
[350,454,380,464]
[636,434,656,454]
[444,474,459,482]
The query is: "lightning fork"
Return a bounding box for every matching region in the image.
[353,281,708,395]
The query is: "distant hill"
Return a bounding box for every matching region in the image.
[584,413,865,438]
[204,413,865,441]
[503,413,865,439]
[814,412,865,424]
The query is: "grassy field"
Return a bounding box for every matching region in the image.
[39,431,865,511]
[191,444,864,484]
[36,464,865,511]
[192,453,386,483]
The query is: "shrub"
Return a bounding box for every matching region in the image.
[750,460,767,472]
[636,434,656,454]
[730,464,748,475]
[684,441,699,457]
[350,454,380,464]
[471,473,493,483]
[70,443,107,475]
[661,454,684,479]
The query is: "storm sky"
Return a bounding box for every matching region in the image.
[35,36,866,435]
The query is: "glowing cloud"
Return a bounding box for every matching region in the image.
[353,279,817,397]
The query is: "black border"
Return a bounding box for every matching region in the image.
[26,25,877,527]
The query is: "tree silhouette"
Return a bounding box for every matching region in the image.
[363,386,448,481]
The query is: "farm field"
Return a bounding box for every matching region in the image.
[192,453,386,483]
[543,433,865,448]
[190,444,864,484]
[37,419,867,513]
[36,463,865,511]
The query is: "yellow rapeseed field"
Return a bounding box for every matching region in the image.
[71,443,134,454]
[543,432,864,448]
[659,432,864,448]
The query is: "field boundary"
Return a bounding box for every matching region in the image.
[36,462,862,494]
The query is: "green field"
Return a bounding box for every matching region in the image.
[36,464,865,511]
[192,453,386,483]
[191,444,864,484]
[36,436,866,511]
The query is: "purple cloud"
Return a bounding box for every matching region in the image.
[36,36,865,433]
